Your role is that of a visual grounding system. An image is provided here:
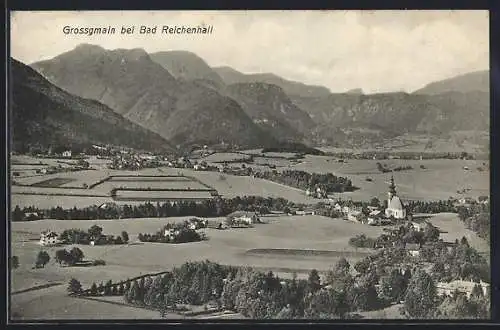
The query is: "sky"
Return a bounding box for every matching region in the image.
[10,10,489,93]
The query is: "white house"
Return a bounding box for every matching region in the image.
[347,210,363,222]
[367,210,382,225]
[295,210,316,216]
[62,150,72,158]
[226,211,259,226]
[40,230,60,246]
[437,280,490,298]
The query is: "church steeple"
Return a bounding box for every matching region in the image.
[388,174,397,196]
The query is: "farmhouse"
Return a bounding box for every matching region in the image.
[385,175,407,220]
[347,209,363,222]
[40,230,60,246]
[436,280,490,298]
[295,210,316,216]
[24,212,41,221]
[226,211,260,226]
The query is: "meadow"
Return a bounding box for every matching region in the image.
[290,157,489,201]
[113,190,214,201]
[10,215,383,291]
[202,152,252,163]
[10,210,488,319]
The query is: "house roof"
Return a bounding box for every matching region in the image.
[388,195,405,211]
[41,231,58,237]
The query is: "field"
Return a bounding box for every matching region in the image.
[290,157,489,201]
[202,152,251,163]
[10,209,489,319]
[11,154,489,211]
[11,213,384,320]
[114,190,214,201]
[10,214,381,300]
[427,212,490,255]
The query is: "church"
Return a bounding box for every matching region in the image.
[385,175,407,220]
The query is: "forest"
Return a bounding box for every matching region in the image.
[254,170,357,193]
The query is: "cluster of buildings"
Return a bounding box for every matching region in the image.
[436,280,490,299]
[336,175,410,226]
[224,211,260,227]
[306,186,328,199]
[108,152,161,170]
[162,218,208,240]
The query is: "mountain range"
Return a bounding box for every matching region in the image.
[10,58,173,153]
[31,45,275,149]
[12,44,489,152]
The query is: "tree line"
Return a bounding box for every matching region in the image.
[59,225,129,246]
[254,170,357,193]
[138,222,206,244]
[11,196,298,221]
[457,204,490,241]
[69,258,489,319]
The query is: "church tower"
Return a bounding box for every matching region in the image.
[388,174,396,201]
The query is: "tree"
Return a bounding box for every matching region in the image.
[121,231,129,243]
[90,282,98,296]
[470,284,484,300]
[12,205,25,222]
[88,225,103,240]
[354,258,372,275]
[70,247,84,264]
[403,270,437,318]
[104,280,113,296]
[423,223,440,242]
[370,197,380,207]
[307,269,321,294]
[460,236,470,247]
[334,257,351,276]
[10,256,19,269]
[380,269,406,303]
[35,251,50,268]
[67,278,82,295]
[98,282,104,295]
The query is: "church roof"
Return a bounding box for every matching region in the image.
[388,195,405,210]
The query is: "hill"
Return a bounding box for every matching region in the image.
[291,90,489,144]
[150,50,224,89]
[346,88,364,95]
[414,70,489,95]
[10,58,173,153]
[213,66,331,98]
[223,82,316,142]
[31,44,274,148]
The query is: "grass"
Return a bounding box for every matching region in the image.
[290,157,489,201]
[428,212,490,254]
[30,178,77,188]
[11,215,383,290]
[11,194,113,209]
[10,212,489,319]
[114,190,214,201]
[202,152,252,163]
[245,248,373,258]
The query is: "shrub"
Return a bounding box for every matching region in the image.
[92,259,106,266]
